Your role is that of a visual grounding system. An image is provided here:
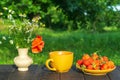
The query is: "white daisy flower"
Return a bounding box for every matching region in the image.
[0,12,3,16]
[3,7,8,10]
[0,41,2,44]
[7,14,13,20]
[2,36,6,40]
[9,40,14,45]
[9,9,12,13]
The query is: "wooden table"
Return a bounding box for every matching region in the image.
[0,65,120,80]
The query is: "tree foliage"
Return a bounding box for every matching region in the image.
[0,0,120,31]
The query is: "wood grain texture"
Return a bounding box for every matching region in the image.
[0,65,119,80]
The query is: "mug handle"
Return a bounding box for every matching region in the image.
[45,59,56,71]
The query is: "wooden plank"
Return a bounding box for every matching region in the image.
[108,66,120,80]
[0,65,16,72]
[0,65,120,80]
[60,66,84,80]
[8,65,38,80]
[0,65,15,80]
[0,72,12,80]
[38,65,59,80]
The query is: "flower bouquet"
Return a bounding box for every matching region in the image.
[1,7,45,49]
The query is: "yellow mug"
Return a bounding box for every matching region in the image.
[45,51,73,73]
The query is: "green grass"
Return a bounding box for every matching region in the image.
[1,27,120,66]
[40,29,120,65]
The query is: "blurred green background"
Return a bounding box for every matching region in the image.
[0,0,120,65]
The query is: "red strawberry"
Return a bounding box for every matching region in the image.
[83,60,91,67]
[77,59,83,66]
[87,65,93,70]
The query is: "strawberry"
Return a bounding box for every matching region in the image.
[83,59,91,67]
[82,54,90,60]
[77,59,83,66]
[91,52,99,60]
[100,64,108,70]
[102,56,109,62]
[87,65,93,70]
[87,58,94,64]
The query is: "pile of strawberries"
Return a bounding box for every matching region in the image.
[76,53,115,70]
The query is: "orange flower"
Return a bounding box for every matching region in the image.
[32,35,44,53]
